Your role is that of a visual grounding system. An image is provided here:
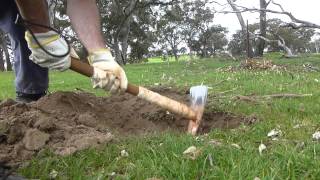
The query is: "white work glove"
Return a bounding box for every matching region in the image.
[25,30,71,71]
[88,49,128,94]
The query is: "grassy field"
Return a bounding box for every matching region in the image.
[1,54,320,179]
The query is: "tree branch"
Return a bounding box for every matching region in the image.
[218,0,320,29]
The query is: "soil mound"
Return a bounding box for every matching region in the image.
[0,87,251,165]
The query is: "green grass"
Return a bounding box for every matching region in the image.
[1,53,320,179]
[147,55,190,63]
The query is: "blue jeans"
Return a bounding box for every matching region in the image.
[0,1,48,94]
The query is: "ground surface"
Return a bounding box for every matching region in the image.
[0,53,320,179]
[0,88,251,166]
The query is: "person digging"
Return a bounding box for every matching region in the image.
[0,0,127,103]
[4,0,208,134]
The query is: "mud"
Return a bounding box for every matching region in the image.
[0,87,252,165]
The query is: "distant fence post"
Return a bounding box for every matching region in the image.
[246,20,252,58]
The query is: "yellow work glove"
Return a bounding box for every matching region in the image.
[88,49,128,94]
[25,31,70,71]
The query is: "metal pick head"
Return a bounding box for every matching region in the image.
[190,85,208,106]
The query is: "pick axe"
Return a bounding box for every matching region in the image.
[69,57,208,135]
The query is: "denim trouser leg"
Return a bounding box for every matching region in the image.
[0,1,48,94]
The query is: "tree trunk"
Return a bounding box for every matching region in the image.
[255,0,267,57]
[276,36,295,57]
[315,42,319,53]
[0,32,11,71]
[226,0,246,33]
[112,0,137,66]
[174,53,179,61]
[188,45,193,60]
[0,31,6,71]
[120,20,131,65]
[46,0,55,26]
[0,50,4,71]
[2,41,11,71]
[226,0,254,57]
[120,41,128,65]
[119,0,136,65]
[255,33,296,57]
[113,37,124,65]
[172,48,178,61]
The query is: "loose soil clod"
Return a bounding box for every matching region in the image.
[0,87,252,165]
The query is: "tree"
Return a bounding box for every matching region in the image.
[156,3,185,61]
[128,13,156,63]
[220,0,320,57]
[181,0,215,58]
[266,19,315,54]
[126,1,159,63]
[191,25,228,57]
[99,0,176,65]
[310,38,320,53]
[226,0,253,57]
[228,30,246,56]
[228,23,259,56]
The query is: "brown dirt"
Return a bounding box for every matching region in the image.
[0,87,253,165]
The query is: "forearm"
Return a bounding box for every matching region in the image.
[67,0,106,52]
[15,0,50,33]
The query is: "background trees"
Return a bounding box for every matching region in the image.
[0,0,319,70]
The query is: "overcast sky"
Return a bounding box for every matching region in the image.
[212,0,320,38]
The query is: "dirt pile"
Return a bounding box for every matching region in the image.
[0,87,251,165]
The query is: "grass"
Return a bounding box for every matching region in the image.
[147,55,190,63]
[1,53,320,179]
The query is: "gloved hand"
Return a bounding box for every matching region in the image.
[25,31,71,71]
[88,49,128,94]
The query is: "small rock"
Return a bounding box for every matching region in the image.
[121,150,129,157]
[146,178,162,180]
[207,154,214,167]
[295,142,305,150]
[49,169,58,179]
[107,172,116,177]
[259,143,267,155]
[208,139,222,147]
[267,129,282,138]
[195,136,204,142]
[231,143,241,149]
[293,124,301,129]
[183,146,201,160]
[312,131,320,141]
[23,129,50,151]
[254,177,261,180]
[183,146,197,155]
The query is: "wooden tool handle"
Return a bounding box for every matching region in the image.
[70,57,139,95]
[69,57,197,120]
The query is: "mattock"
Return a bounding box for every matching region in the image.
[70,57,208,135]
